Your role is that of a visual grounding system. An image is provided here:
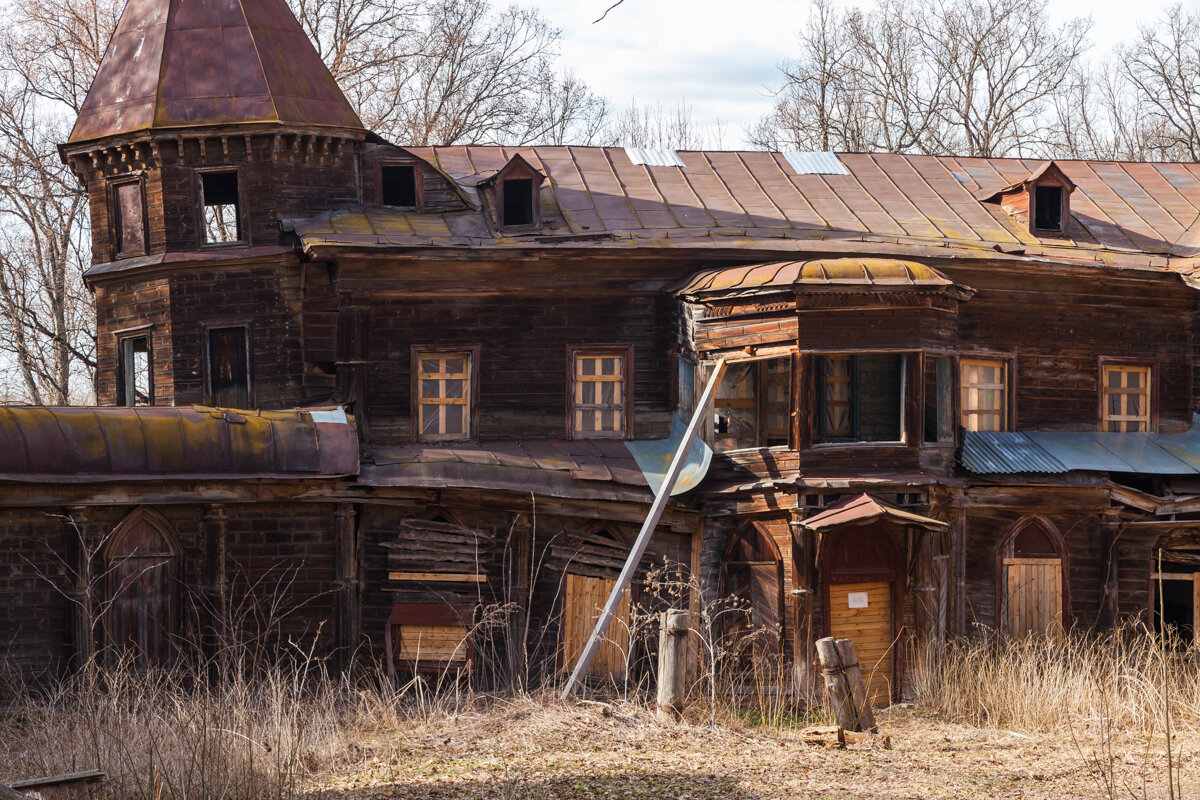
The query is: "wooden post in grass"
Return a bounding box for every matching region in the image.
[816,636,876,732]
[657,609,690,721]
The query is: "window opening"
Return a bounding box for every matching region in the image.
[201,172,241,243]
[417,351,472,440]
[713,358,790,452]
[120,335,151,406]
[114,182,145,255]
[1034,185,1063,231]
[207,326,249,408]
[961,358,1008,432]
[380,164,418,207]
[572,351,627,438]
[676,358,696,419]
[501,178,534,227]
[924,355,953,444]
[1102,364,1151,432]
[814,353,903,443]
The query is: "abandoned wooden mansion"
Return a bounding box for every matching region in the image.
[8,0,1200,701]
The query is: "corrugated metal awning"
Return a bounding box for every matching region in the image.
[961,423,1200,475]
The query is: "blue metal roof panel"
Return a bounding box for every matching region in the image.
[1024,432,1137,472]
[1097,434,1198,474]
[960,432,1067,474]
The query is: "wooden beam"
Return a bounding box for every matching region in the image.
[387,572,486,582]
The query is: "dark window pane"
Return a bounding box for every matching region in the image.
[380,164,417,207]
[207,326,249,408]
[501,178,534,227]
[1034,185,1062,230]
[115,182,145,254]
[856,353,903,441]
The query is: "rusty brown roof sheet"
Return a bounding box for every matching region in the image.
[800,493,948,532]
[0,406,358,482]
[362,440,654,502]
[295,147,1200,273]
[69,0,362,143]
[674,258,973,299]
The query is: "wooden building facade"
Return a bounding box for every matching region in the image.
[5,0,1200,701]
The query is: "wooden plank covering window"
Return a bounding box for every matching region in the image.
[961,358,1008,432]
[828,581,893,705]
[1101,365,1151,432]
[114,181,145,255]
[1003,557,1062,637]
[418,352,471,440]
[573,353,626,437]
[397,625,470,664]
[560,573,632,679]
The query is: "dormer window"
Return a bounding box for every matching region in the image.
[484,153,544,231]
[977,161,1074,238]
[501,178,535,227]
[379,163,418,208]
[1033,185,1063,232]
[200,171,242,244]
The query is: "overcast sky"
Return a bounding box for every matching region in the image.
[529,0,1181,147]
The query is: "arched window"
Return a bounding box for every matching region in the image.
[104,509,179,668]
[997,516,1068,637]
[720,522,784,658]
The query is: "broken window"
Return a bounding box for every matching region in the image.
[113,181,146,255]
[676,358,696,419]
[207,326,250,408]
[1033,185,1064,232]
[924,355,954,444]
[201,171,241,244]
[1101,364,1152,432]
[500,178,535,227]
[380,164,418,207]
[814,354,903,443]
[416,351,473,441]
[571,348,629,438]
[713,358,790,452]
[961,358,1008,432]
[119,334,151,406]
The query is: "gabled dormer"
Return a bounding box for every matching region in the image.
[480,154,545,232]
[977,161,1075,237]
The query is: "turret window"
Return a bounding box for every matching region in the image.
[201,171,242,244]
[206,325,250,408]
[112,180,146,256]
[118,334,151,406]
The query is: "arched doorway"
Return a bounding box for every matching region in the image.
[720,522,784,659]
[822,522,901,704]
[104,509,179,668]
[997,516,1068,637]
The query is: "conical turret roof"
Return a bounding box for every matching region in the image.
[69,0,363,144]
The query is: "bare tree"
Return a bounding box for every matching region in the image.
[606,99,718,150]
[1120,4,1200,161]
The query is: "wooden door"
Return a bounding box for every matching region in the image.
[829,581,893,705]
[560,574,632,680]
[1004,557,1062,637]
[107,517,176,668]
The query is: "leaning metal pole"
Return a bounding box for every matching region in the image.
[561,358,727,699]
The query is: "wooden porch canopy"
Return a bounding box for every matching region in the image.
[674,258,975,301]
[801,493,948,533]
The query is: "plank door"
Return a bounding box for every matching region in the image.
[108,518,175,668]
[560,573,632,680]
[1004,557,1062,637]
[748,563,782,654]
[828,581,893,705]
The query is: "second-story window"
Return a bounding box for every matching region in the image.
[1101,364,1152,432]
[201,171,242,244]
[570,346,631,439]
[112,181,146,256]
[416,350,474,441]
[119,334,151,406]
[380,164,418,207]
[714,358,790,451]
[814,354,904,444]
[207,325,250,408]
[961,358,1008,432]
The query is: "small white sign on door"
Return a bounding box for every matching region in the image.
[847,591,869,609]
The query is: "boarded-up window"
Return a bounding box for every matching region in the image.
[380,164,417,207]
[814,354,903,443]
[560,573,632,680]
[385,604,474,681]
[713,358,790,451]
[119,335,151,406]
[961,358,1008,432]
[106,513,176,669]
[201,171,241,243]
[571,349,629,438]
[113,182,145,255]
[207,326,250,408]
[1101,364,1151,432]
[417,351,472,440]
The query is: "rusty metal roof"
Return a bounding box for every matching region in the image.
[0,406,358,482]
[960,423,1200,475]
[68,0,362,143]
[361,440,657,502]
[674,258,973,299]
[294,147,1200,274]
[801,493,948,532]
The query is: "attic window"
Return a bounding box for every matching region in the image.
[201,171,242,244]
[380,164,418,208]
[500,178,535,228]
[1034,185,1063,232]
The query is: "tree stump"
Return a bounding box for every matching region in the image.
[816,635,877,732]
[657,609,690,721]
